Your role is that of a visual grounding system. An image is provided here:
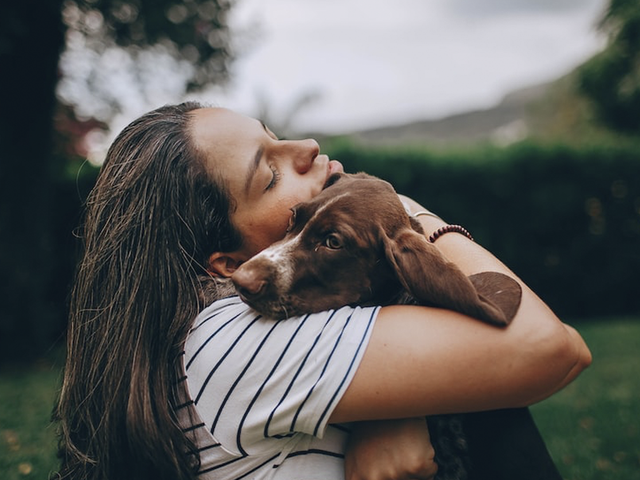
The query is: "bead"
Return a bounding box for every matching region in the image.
[428,225,474,243]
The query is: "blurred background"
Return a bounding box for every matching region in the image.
[0,0,639,479]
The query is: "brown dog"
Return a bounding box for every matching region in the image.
[231,172,563,480]
[232,172,521,326]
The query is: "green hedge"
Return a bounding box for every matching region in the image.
[32,142,640,361]
[324,140,640,320]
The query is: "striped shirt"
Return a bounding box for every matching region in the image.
[178,295,380,479]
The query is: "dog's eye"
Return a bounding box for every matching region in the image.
[323,234,343,250]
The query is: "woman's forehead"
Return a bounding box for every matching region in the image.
[190,108,260,161]
[190,108,255,143]
[189,108,262,191]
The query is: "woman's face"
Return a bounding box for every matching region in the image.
[191,107,343,261]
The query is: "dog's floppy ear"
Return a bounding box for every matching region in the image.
[383,228,520,326]
[467,271,522,325]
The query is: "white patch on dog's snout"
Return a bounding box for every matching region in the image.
[249,235,301,293]
[240,193,353,316]
[250,193,350,285]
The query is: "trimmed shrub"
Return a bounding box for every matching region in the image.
[325,140,640,319]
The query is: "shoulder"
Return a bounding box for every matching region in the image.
[186,297,380,371]
[183,298,381,450]
[190,296,380,339]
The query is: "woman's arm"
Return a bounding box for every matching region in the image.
[330,197,591,423]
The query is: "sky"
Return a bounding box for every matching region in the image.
[193,0,608,135]
[59,0,610,161]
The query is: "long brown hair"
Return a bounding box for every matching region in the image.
[53,102,241,480]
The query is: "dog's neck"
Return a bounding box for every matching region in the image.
[198,275,237,307]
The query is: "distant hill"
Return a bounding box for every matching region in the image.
[343,82,549,148]
[317,68,618,149]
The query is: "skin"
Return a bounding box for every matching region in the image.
[190,107,344,271]
[334,204,591,421]
[189,107,592,480]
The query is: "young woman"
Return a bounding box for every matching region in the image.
[54,102,591,480]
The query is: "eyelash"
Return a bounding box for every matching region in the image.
[266,165,281,190]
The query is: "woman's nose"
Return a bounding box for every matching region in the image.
[289,138,320,174]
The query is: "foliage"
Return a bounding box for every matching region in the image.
[66,0,234,86]
[324,139,640,319]
[58,0,235,122]
[578,0,640,134]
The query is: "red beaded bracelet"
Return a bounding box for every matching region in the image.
[428,225,474,243]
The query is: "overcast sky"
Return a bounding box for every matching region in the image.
[62,0,610,161]
[193,0,608,134]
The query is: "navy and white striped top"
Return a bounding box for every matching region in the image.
[178,295,380,479]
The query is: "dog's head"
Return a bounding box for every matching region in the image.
[230,173,412,317]
[231,172,521,324]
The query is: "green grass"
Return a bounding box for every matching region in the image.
[0,354,62,480]
[1,319,639,479]
[531,318,640,480]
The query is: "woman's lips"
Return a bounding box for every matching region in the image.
[322,158,344,188]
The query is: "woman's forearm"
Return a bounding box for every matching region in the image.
[333,301,590,422]
[407,195,592,403]
[330,197,591,423]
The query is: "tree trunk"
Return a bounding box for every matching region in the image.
[0,0,66,362]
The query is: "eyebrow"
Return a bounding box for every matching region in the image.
[243,121,269,195]
[244,146,263,195]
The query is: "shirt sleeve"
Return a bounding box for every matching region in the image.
[184,296,379,457]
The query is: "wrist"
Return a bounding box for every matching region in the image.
[412,213,475,244]
[428,224,474,243]
[399,195,469,240]
[413,212,448,238]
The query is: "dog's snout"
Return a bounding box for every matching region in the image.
[232,266,268,299]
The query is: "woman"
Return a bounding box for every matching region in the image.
[54,102,591,480]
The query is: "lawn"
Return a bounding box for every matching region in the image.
[0,353,62,480]
[1,319,638,480]
[531,318,640,480]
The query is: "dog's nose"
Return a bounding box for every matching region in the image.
[231,268,267,299]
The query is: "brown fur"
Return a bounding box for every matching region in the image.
[232,172,521,326]
[230,173,564,480]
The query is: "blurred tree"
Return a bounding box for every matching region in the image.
[0,0,236,362]
[57,0,236,124]
[255,89,323,139]
[0,0,66,363]
[579,0,640,134]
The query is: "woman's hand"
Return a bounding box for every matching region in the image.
[345,418,438,480]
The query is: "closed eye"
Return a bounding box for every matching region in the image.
[266,165,281,190]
